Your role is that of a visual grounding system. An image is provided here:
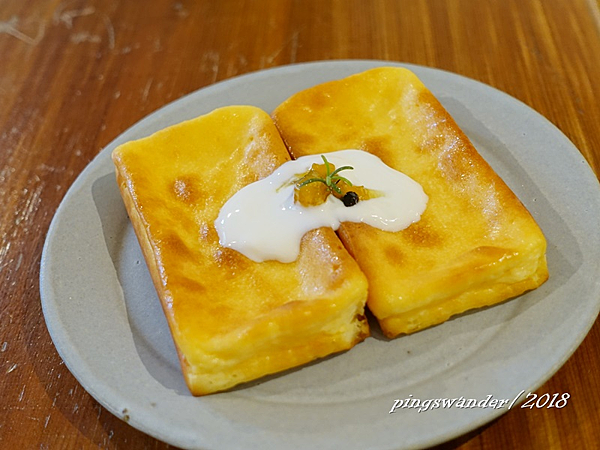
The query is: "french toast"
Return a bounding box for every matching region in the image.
[112,105,369,395]
[272,67,549,338]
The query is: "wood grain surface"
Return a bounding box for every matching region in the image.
[1,0,599,448]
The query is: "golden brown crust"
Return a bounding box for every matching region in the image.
[112,106,369,395]
[272,67,549,338]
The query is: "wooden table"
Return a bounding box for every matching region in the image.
[2,1,599,448]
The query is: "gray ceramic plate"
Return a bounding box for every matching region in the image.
[40,61,600,450]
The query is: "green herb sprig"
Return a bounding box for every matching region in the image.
[297,155,354,195]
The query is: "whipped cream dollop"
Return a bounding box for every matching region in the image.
[215,149,428,263]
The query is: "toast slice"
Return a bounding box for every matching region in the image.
[272,67,549,338]
[112,105,369,395]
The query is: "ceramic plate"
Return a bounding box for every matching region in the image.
[40,61,600,450]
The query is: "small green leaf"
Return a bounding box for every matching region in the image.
[298,178,329,188]
[296,155,354,198]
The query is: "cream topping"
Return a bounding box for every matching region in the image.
[215,149,428,263]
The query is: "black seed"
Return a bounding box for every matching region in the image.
[342,191,359,207]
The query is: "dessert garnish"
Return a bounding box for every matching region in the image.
[294,155,373,207]
[342,191,359,207]
[297,155,353,194]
